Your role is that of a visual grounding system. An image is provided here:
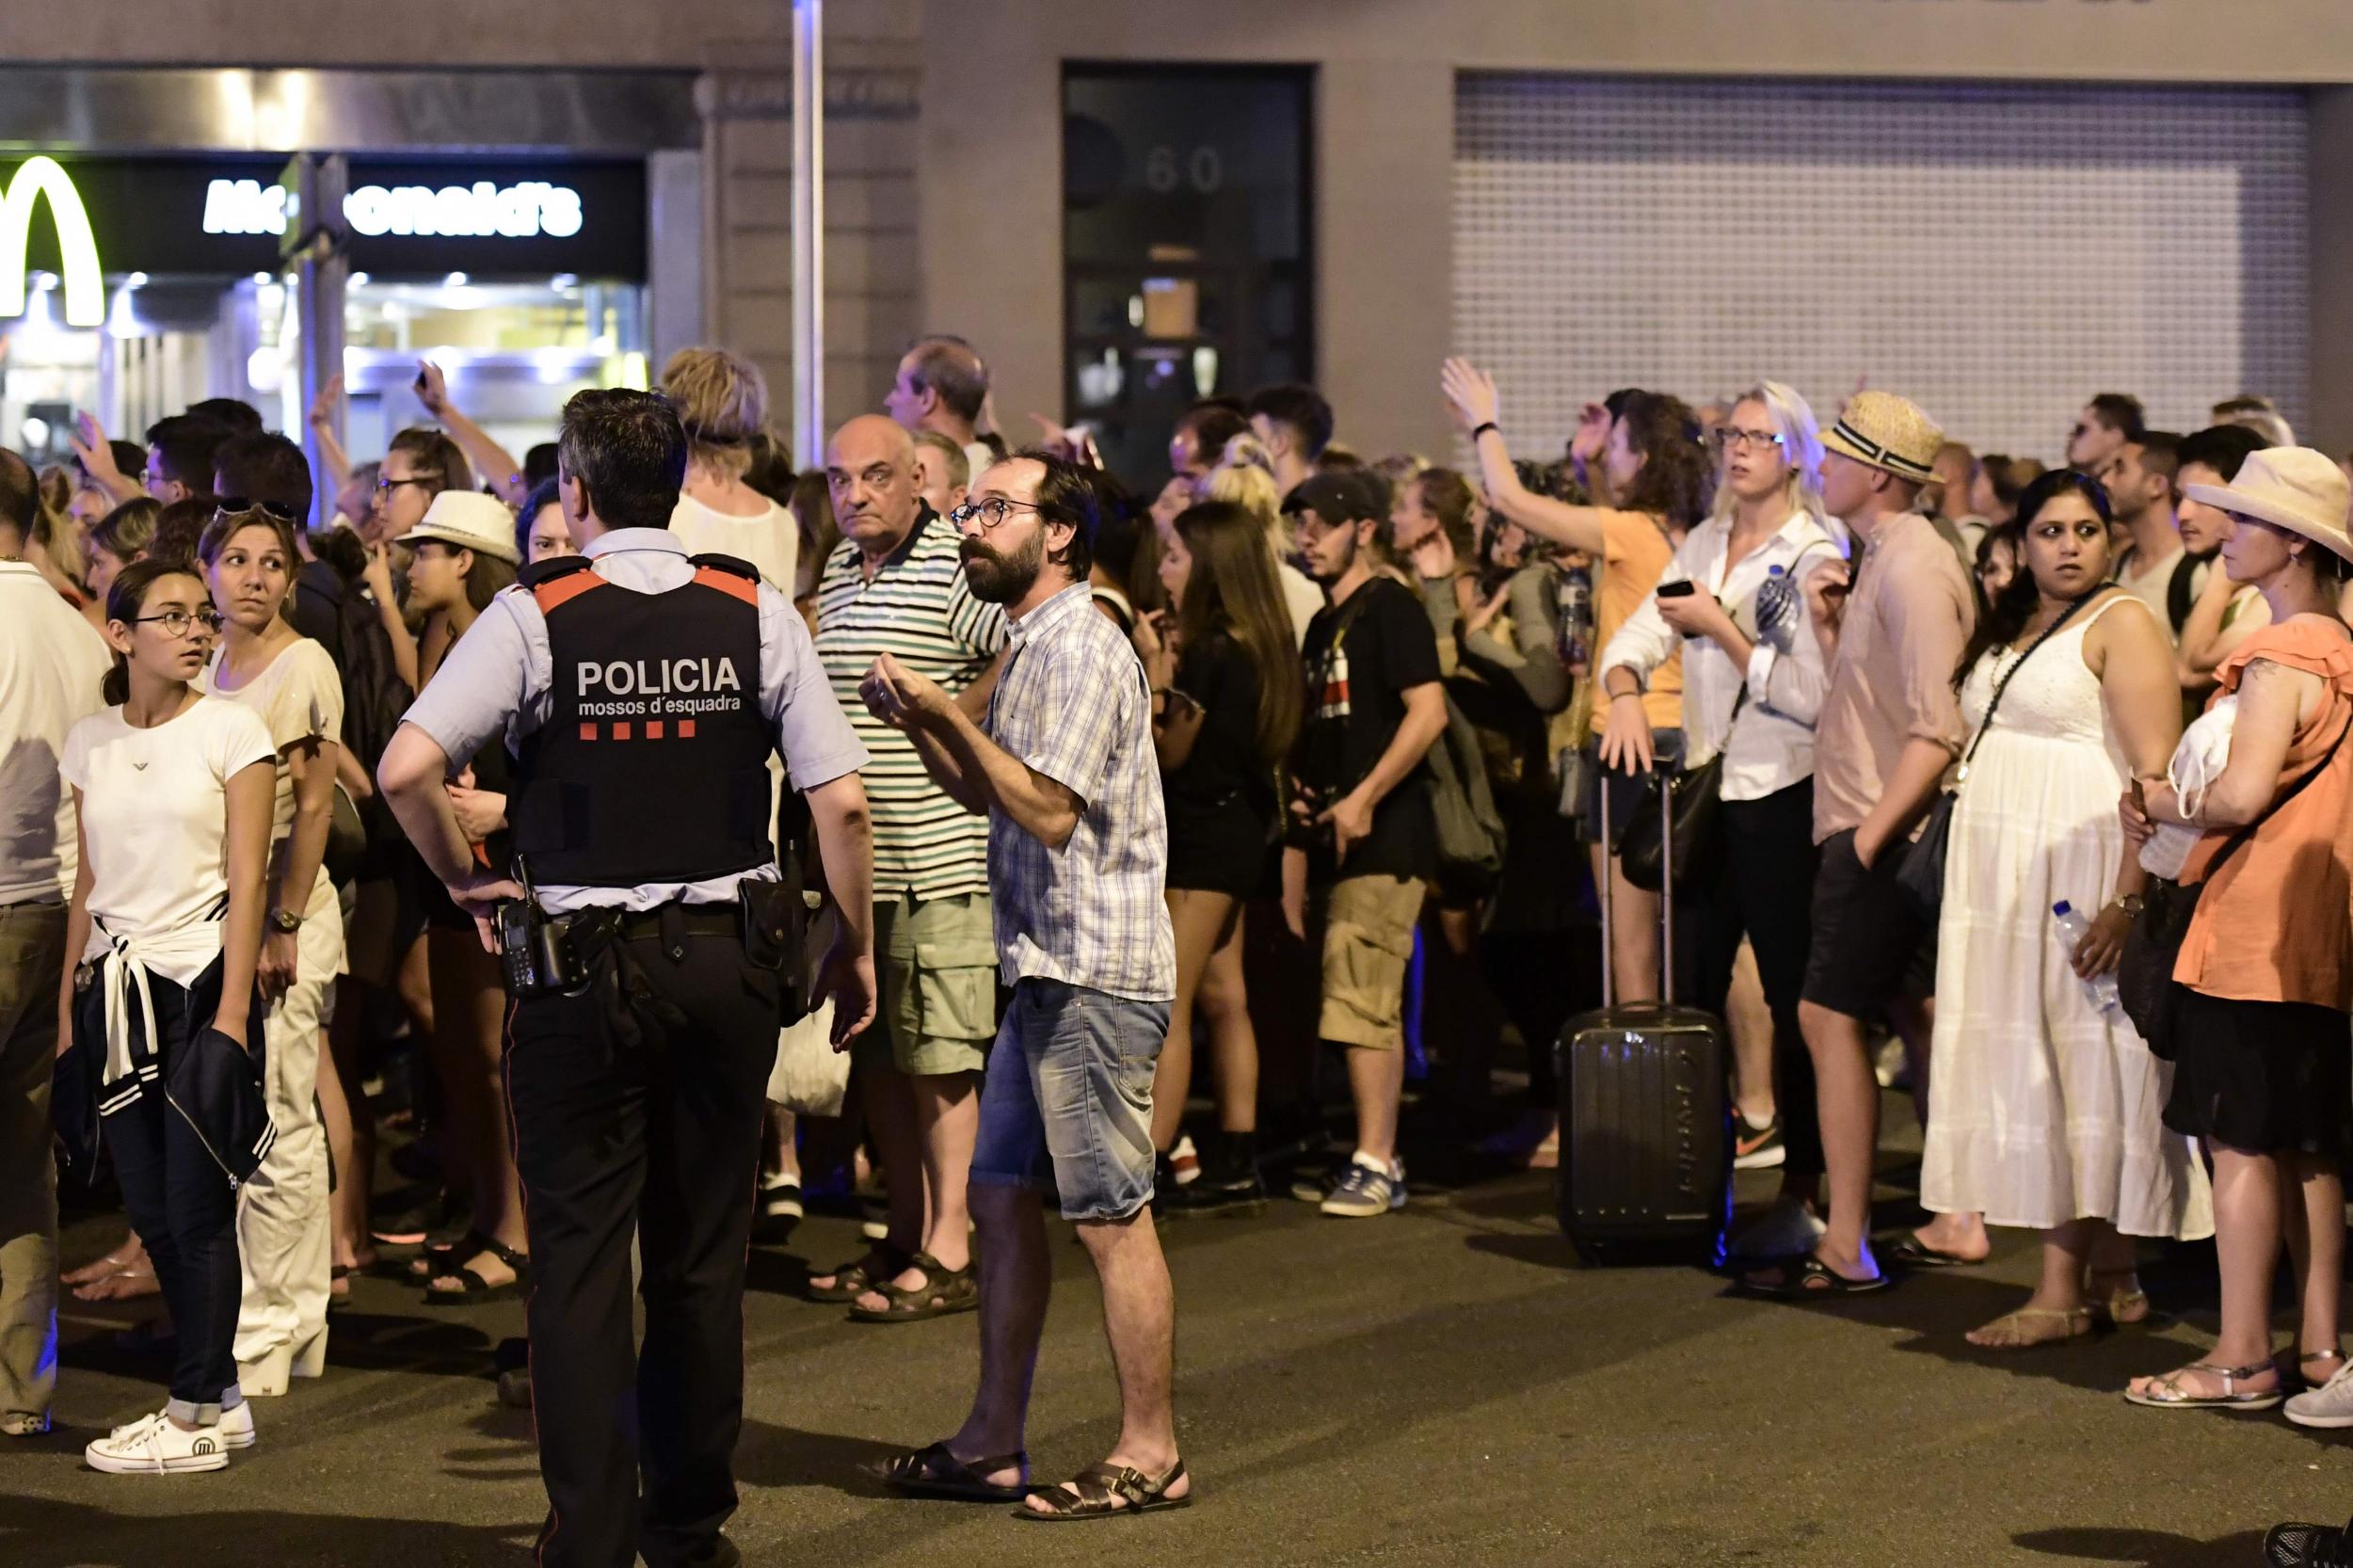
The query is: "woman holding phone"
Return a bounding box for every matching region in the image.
[60,559,277,1473]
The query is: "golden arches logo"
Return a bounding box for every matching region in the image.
[0,157,104,328]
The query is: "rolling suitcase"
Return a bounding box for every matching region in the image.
[1557,764,1732,1267]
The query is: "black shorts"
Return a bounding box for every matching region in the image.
[1799,828,1937,1021]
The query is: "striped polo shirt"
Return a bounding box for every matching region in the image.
[814,510,1008,899]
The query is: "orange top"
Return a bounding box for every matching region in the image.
[2175,616,2353,1010]
[1586,509,1682,739]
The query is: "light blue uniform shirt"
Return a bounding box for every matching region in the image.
[402,527,869,914]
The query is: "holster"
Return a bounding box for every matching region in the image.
[738,877,811,1025]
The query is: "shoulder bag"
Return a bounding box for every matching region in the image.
[1894,595,2093,922]
[2117,711,2353,1056]
[1620,535,1842,892]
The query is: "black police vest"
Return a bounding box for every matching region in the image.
[508,552,775,888]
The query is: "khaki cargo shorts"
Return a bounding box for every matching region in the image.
[854,889,999,1077]
[1315,874,1426,1050]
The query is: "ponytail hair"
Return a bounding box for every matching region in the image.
[100,558,208,706]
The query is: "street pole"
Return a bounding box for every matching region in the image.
[792,0,824,465]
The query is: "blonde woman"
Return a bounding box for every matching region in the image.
[1594,382,1842,1253]
[1201,434,1325,645]
[662,347,801,594]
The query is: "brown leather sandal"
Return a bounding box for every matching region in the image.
[878,1441,1028,1502]
[846,1252,977,1323]
[806,1243,913,1304]
[1016,1460,1191,1521]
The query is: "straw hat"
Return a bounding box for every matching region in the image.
[1821,392,1944,486]
[397,490,521,565]
[2180,446,2353,564]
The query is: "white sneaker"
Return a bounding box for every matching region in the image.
[218,1400,256,1450]
[85,1410,232,1474]
[2287,1359,2353,1429]
[1728,1195,1828,1261]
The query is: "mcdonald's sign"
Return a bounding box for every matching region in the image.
[0,157,104,328]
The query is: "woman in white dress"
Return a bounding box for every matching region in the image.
[1921,469,2212,1348]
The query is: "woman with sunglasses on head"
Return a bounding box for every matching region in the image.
[191,505,345,1394]
[1593,382,1843,1253]
[2121,448,2353,1419]
[59,561,277,1472]
[385,494,531,1307]
[1919,471,2206,1350]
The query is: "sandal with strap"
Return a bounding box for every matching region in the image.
[878,1441,1029,1502]
[2124,1358,2284,1411]
[1016,1460,1191,1522]
[2089,1266,2153,1326]
[847,1252,977,1323]
[424,1239,531,1306]
[1967,1305,2103,1350]
[406,1227,492,1282]
[1737,1254,1889,1300]
[807,1244,913,1305]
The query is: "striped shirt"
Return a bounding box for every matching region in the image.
[985,582,1176,1002]
[815,511,1008,899]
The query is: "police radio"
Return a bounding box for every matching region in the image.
[496,858,587,999]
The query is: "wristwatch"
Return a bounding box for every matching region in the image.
[266,906,303,935]
[2110,894,2145,919]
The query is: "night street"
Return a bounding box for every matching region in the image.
[8,1094,2344,1568]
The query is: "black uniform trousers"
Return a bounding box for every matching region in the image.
[504,912,782,1568]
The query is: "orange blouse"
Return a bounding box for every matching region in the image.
[2175,616,2353,1010]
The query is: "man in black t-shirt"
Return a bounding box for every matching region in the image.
[1279,472,1448,1219]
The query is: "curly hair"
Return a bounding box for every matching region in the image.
[1614,392,1710,533]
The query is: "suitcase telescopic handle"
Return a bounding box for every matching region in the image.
[1657,763,1675,1007]
[1597,752,1614,1011]
[1596,755,1674,1011]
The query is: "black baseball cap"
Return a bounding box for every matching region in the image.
[1283,472,1379,526]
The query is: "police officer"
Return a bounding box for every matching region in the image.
[379,389,876,1568]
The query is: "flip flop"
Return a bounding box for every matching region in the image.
[1737,1255,1890,1300]
[1885,1235,1984,1270]
[878,1441,1029,1502]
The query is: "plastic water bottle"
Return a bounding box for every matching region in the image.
[2052,902,2121,1015]
[1754,563,1799,653]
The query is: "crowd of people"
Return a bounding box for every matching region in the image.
[6,332,2353,1560]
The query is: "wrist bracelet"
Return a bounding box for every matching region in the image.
[1470,422,1499,441]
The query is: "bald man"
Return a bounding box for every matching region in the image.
[884,337,995,486]
[807,414,1008,1324]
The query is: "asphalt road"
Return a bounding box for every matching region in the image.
[8,1096,2349,1568]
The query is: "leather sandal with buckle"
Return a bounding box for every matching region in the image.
[847,1252,977,1323]
[1016,1460,1191,1522]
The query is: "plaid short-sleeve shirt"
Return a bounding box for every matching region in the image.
[984,583,1176,1001]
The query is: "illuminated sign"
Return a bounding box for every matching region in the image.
[0,157,103,328]
[203,177,584,240]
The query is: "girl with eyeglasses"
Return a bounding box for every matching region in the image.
[59,560,277,1473]
[194,507,346,1392]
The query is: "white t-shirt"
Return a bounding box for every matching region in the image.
[0,561,111,903]
[59,696,276,958]
[671,491,800,597]
[197,637,345,843]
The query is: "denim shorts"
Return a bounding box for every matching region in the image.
[969,977,1170,1222]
